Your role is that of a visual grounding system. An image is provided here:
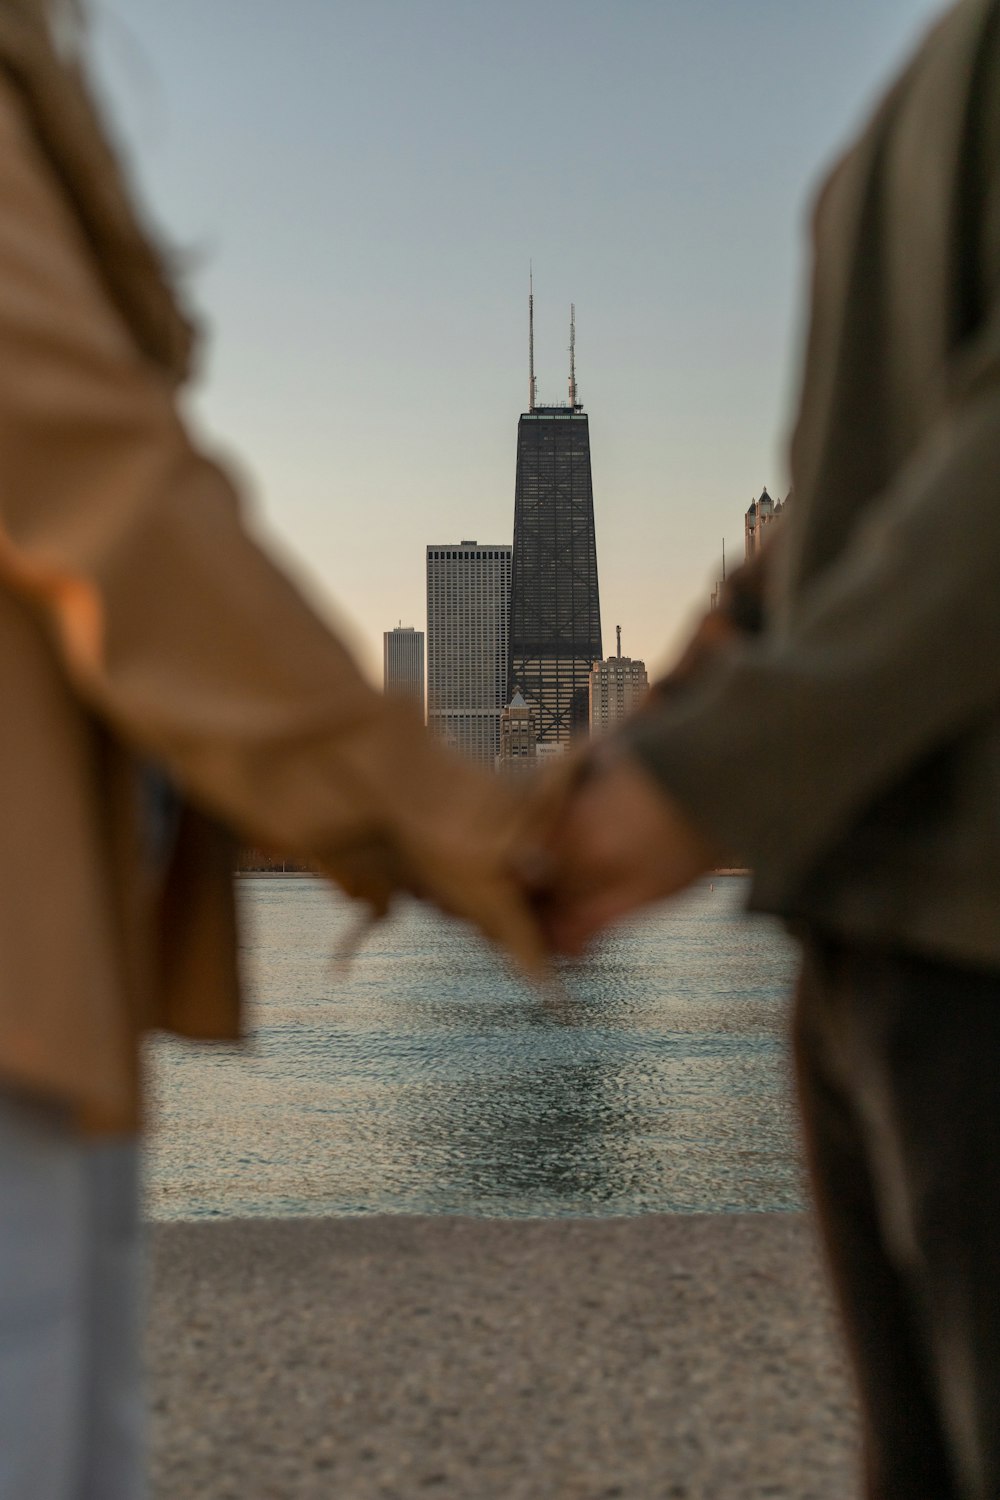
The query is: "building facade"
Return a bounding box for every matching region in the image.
[508,406,602,744]
[498,690,539,773]
[589,653,649,735]
[383,624,425,718]
[744,486,786,560]
[426,540,512,765]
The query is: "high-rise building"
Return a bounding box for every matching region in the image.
[498,690,539,773]
[426,540,512,765]
[383,625,425,718]
[508,299,602,744]
[589,633,649,735]
[744,486,786,559]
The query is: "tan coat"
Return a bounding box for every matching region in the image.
[0,13,541,1133]
[625,0,1000,967]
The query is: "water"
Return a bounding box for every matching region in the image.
[146,876,804,1219]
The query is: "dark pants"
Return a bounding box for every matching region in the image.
[794,940,1000,1500]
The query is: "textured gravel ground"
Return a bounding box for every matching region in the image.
[149,1215,860,1500]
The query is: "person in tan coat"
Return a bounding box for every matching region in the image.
[0,3,544,1494]
[543,0,1000,1494]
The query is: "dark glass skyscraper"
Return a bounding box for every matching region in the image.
[507,404,602,743]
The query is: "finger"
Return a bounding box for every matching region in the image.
[453,874,554,982]
[547,883,649,954]
[329,907,380,976]
[508,842,556,893]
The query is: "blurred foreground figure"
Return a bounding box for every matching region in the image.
[544,1,1000,1494]
[0,3,542,1495]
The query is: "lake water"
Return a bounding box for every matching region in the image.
[145,875,805,1219]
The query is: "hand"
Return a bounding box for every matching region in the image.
[535,749,719,954]
[316,699,553,980]
[395,759,553,981]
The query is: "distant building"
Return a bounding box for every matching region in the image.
[589,639,649,735]
[383,624,425,718]
[426,540,511,765]
[236,847,310,873]
[744,486,787,560]
[507,299,602,745]
[498,690,539,773]
[709,541,729,612]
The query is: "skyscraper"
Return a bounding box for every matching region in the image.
[426,541,512,765]
[744,486,786,559]
[383,624,425,719]
[507,299,602,744]
[498,689,539,774]
[589,630,649,735]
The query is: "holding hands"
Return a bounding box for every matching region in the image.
[525,745,720,957]
[323,717,718,977]
[327,582,747,973]
[323,596,737,976]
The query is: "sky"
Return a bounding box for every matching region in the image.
[88,0,944,682]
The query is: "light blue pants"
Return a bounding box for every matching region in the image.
[0,1093,145,1500]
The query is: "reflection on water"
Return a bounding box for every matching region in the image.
[145,876,803,1219]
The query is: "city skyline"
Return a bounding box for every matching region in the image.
[90,0,944,683]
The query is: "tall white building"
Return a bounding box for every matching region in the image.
[383,625,425,719]
[589,651,649,735]
[426,540,511,765]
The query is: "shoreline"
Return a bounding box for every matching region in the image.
[235,868,753,880]
[150,1212,857,1499]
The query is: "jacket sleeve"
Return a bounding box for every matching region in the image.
[619,80,1000,902]
[0,81,503,911]
[642,547,774,709]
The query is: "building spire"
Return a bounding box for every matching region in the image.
[568,303,577,408]
[528,263,537,413]
[616,624,622,659]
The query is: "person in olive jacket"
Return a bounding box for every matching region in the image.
[543,2,1000,1495]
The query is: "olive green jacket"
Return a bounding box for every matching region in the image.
[626,0,1000,967]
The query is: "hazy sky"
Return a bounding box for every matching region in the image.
[89,0,943,681]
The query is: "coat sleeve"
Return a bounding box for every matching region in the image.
[619,88,1000,902]
[0,80,544,972]
[0,82,397,858]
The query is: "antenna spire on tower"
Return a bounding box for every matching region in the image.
[568,303,577,409]
[528,263,537,413]
[616,624,622,659]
